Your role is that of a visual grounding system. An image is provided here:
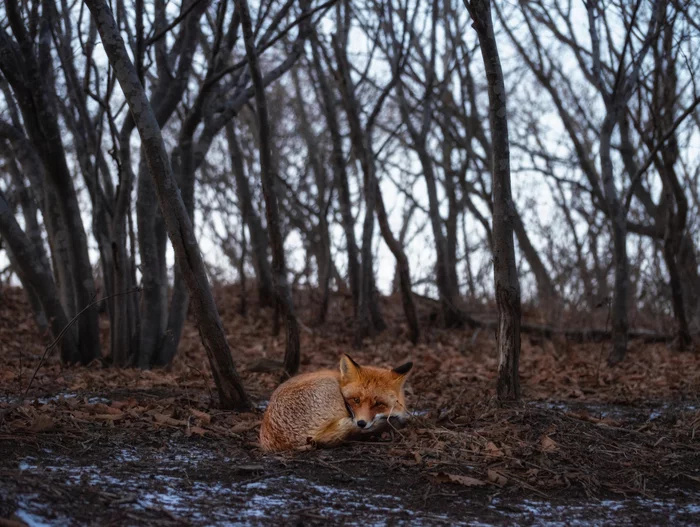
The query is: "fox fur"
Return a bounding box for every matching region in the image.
[259,354,413,452]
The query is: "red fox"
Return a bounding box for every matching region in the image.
[259,354,413,451]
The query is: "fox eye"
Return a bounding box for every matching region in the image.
[374,401,387,409]
[353,397,361,404]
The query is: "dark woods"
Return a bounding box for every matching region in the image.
[0,0,698,408]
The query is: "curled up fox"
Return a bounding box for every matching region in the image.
[259,355,413,451]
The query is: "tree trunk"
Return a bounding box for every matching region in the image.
[136,158,166,368]
[0,190,79,362]
[374,182,421,343]
[111,116,138,368]
[85,0,250,409]
[600,114,629,365]
[331,36,385,346]
[465,0,521,402]
[0,12,100,364]
[3,153,49,332]
[417,151,463,326]
[153,143,195,367]
[310,36,361,316]
[236,0,301,379]
[512,209,560,317]
[225,123,276,308]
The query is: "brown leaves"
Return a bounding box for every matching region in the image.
[30,414,54,433]
[540,435,558,452]
[487,469,508,486]
[1,393,262,443]
[429,472,487,487]
[485,441,504,458]
[190,409,211,425]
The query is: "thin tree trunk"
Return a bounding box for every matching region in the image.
[310,36,361,316]
[465,0,521,402]
[235,0,301,378]
[0,190,79,362]
[374,182,420,343]
[417,151,463,326]
[512,210,559,317]
[153,144,194,367]
[137,157,166,367]
[0,10,101,364]
[600,114,629,365]
[3,152,49,332]
[225,123,276,308]
[85,0,250,409]
[332,36,385,346]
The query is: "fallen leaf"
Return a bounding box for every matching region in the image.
[93,413,125,422]
[30,415,54,433]
[153,414,186,427]
[230,421,260,433]
[540,435,558,452]
[485,441,504,458]
[190,409,211,425]
[430,472,487,487]
[186,425,207,437]
[111,399,138,410]
[487,469,508,486]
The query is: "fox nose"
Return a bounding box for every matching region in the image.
[356,420,367,428]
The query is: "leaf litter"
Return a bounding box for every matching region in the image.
[1,285,699,525]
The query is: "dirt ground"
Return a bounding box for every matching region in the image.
[1,286,699,526]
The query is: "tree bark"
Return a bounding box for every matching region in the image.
[374,181,421,343]
[0,190,79,362]
[0,8,100,364]
[310,36,361,316]
[331,36,386,346]
[85,0,250,409]
[465,0,521,402]
[235,0,301,378]
[225,123,276,308]
[600,112,629,365]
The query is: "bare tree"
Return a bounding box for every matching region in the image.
[463,0,521,401]
[236,0,303,377]
[84,0,250,409]
[0,0,100,364]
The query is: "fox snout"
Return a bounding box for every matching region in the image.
[355,412,404,432]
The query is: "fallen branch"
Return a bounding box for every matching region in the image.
[412,292,673,343]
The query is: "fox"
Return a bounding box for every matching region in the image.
[259,354,413,452]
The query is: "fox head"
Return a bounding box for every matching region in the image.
[339,354,413,432]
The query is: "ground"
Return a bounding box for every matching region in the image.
[0,285,699,526]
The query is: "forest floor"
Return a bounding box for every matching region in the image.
[1,285,699,526]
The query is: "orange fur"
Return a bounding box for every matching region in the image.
[259,355,413,452]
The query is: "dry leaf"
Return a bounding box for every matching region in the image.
[487,469,508,486]
[190,409,211,425]
[430,472,487,487]
[540,435,558,452]
[230,421,260,433]
[485,441,504,458]
[93,413,125,422]
[186,425,207,437]
[111,399,138,410]
[153,414,186,427]
[30,414,54,433]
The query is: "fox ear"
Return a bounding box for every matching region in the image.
[340,354,361,383]
[392,361,413,377]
